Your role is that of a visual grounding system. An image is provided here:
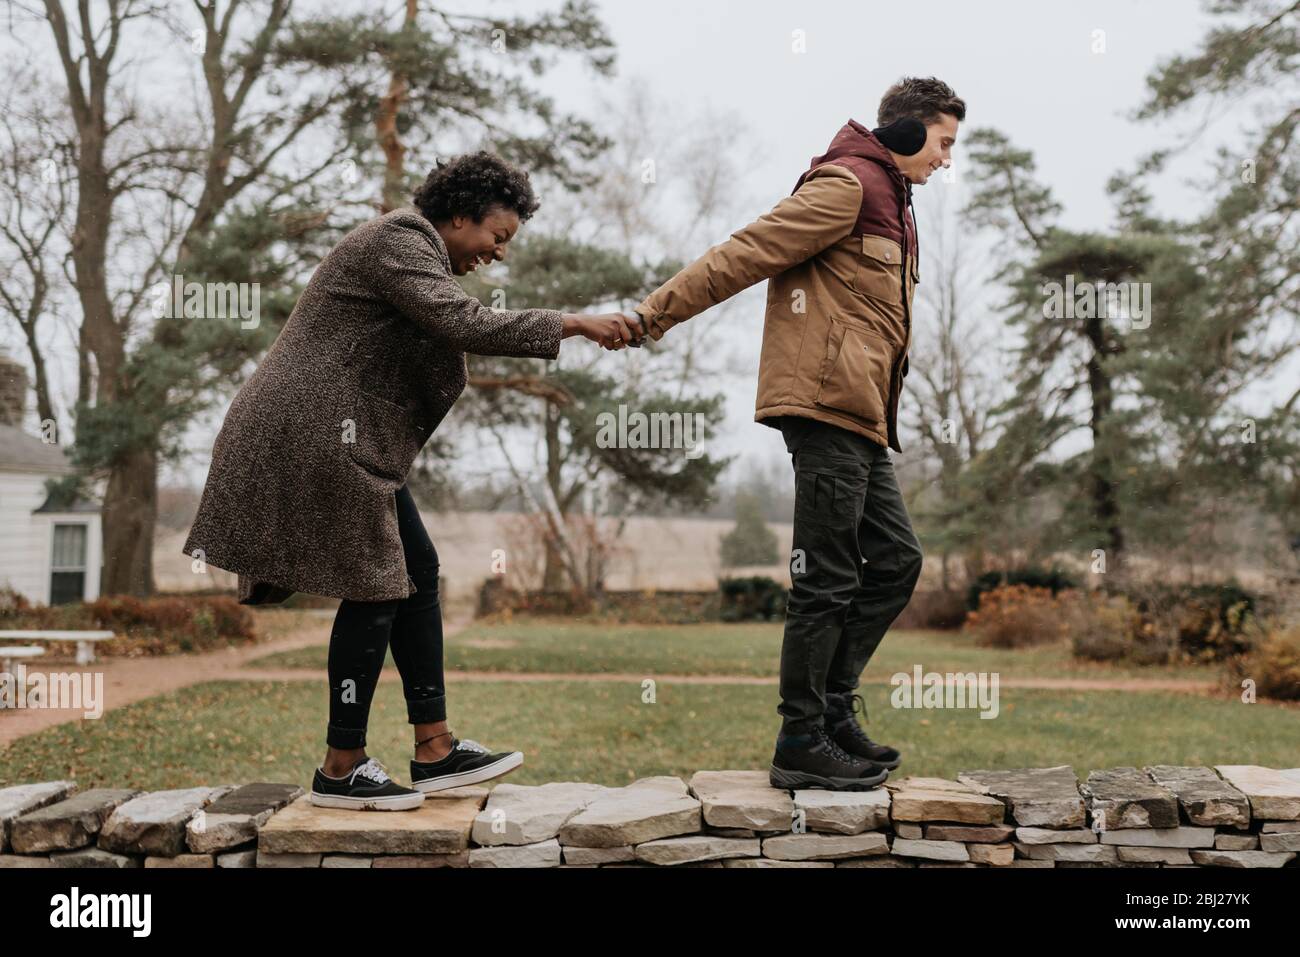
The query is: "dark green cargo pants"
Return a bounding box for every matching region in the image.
[778,415,924,736]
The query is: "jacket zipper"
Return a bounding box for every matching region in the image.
[887,181,912,445]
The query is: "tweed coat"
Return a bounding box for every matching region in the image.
[182,206,565,604]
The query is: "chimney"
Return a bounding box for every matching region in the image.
[0,348,28,426]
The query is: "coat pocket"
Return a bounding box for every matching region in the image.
[853,235,904,306]
[347,389,417,481]
[814,319,894,425]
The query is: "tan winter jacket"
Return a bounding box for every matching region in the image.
[634,119,919,452]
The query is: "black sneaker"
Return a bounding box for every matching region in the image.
[410,736,523,793]
[769,723,889,791]
[309,756,425,811]
[827,692,902,769]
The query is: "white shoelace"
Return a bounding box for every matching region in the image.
[457,739,489,754]
[353,758,393,785]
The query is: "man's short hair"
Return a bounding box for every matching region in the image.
[877,77,966,127]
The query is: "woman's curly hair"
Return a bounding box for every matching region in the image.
[411,151,541,225]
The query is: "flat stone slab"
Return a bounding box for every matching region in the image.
[885,776,980,793]
[1013,842,1118,863]
[968,843,1014,866]
[257,851,321,868]
[1117,847,1193,864]
[634,835,760,865]
[761,832,889,861]
[1098,826,1216,848]
[217,849,258,868]
[371,852,468,868]
[1082,767,1179,830]
[1214,834,1258,850]
[890,780,1005,825]
[1189,849,1296,868]
[0,782,76,851]
[258,793,479,854]
[1014,826,1097,845]
[558,777,701,848]
[838,856,918,867]
[48,847,141,868]
[188,783,305,853]
[1214,766,1300,820]
[725,858,834,868]
[793,788,890,834]
[99,787,230,857]
[1259,831,1300,852]
[562,845,635,865]
[924,824,1015,843]
[144,854,214,868]
[957,767,1085,828]
[10,789,139,853]
[469,839,561,868]
[0,854,54,868]
[1145,765,1250,827]
[689,771,794,831]
[471,782,609,846]
[890,838,970,862]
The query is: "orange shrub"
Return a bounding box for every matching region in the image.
[963,584,1078,648]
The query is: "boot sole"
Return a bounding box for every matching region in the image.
[411,751,524,793]
[768,764,889,791]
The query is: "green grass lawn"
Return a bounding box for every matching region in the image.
[3,677,1293,791]
[247,618,1227,683]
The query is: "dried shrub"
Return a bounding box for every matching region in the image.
[963,584,1077,648]
[1226,622,1300,702]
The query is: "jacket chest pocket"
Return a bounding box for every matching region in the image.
[814,318,895,425]
[853,235,904,306]
[347,389,419,482]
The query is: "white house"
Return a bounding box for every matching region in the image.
[0,423,104,606]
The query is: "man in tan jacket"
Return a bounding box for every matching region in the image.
[627,77,965,791]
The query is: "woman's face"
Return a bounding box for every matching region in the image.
[439,205,521,276]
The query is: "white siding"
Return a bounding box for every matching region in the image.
[0,470,102,605]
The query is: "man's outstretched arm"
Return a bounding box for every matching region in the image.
[632,163,862,340]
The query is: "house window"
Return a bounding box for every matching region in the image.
[50,523,88,605]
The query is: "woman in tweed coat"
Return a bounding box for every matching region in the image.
[183,152,642,808]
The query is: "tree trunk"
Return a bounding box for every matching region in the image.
[99,444,158,596]
[1084,311,1125,567]
[542,401,567,590]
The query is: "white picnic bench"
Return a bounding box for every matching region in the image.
[0,630,116,665]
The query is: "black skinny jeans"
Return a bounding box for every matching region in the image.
[326,484,446,749]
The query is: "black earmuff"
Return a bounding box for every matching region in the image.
[871,117,927,156]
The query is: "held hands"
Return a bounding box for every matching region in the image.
[561,312,648,351]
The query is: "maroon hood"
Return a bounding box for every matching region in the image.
[792,118,917,262]
[795,120,910,194]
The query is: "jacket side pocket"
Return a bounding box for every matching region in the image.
[814,319,894,425]
[347,389,416,482]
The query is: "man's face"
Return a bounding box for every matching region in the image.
[442,205,520,276]
[893,113,959,185]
